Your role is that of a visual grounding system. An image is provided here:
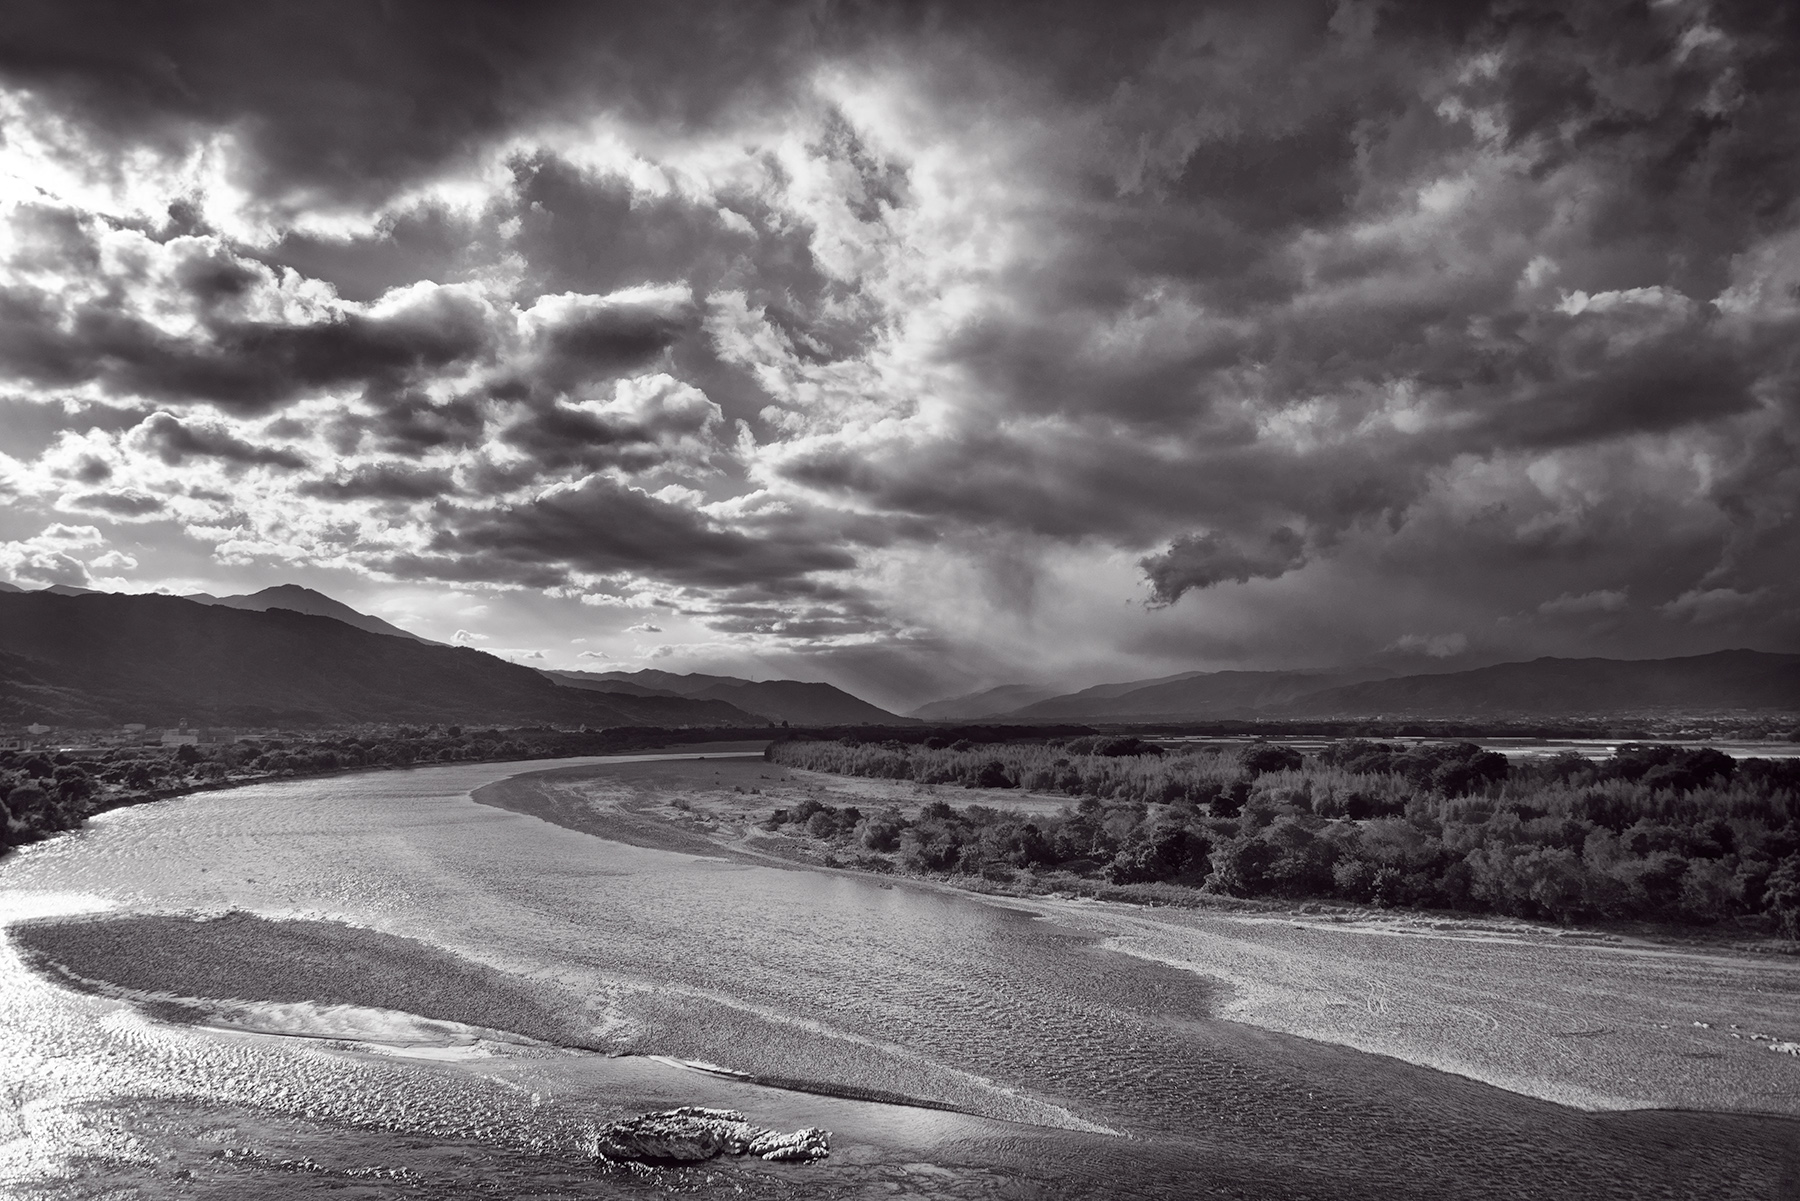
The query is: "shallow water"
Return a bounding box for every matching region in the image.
[2,756,1796,1199]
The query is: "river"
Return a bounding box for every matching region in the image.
[1,754,1795,1199]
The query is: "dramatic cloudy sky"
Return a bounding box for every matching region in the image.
[0,0,1796,707]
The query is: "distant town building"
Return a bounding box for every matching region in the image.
[160,729,200,747]
[26,723,51,735]
[121,723,146,733]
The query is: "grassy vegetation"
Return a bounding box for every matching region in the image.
[765,735,1800,935]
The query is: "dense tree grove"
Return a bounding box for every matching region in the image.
[0,725,734,857]
[765,737,1800,935]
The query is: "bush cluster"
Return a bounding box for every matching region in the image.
[765,737,1800,933]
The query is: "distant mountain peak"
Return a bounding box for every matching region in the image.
[0,589,762,729]
[187,583,437,645]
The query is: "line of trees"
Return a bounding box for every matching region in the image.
[765,736,1800,935]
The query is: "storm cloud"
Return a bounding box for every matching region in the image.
[0,0,1795,702]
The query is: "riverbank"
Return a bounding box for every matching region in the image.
[7,754,1799,1198]
[481,754,1798,956]
[761,736,1800,935]
[477,756,1800,1119]
[0,729,772,861]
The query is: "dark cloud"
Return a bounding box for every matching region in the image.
[0,0,827,207]
[774,421,1412,554]
[297,465,457,502]
[521,288,696,395]
[1140,528,1307,607]
[172,247,265,309]
[134,411,308,469]
[496,404,679,476]
[62,490,164,517]
[0,275,498,413]
[422,475,855,591]
[332,393,488,456]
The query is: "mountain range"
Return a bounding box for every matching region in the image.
[1281,650,1800,717]
[545,668,903,725]
[1003,670,1369,721]
[915,650,1800,722]
[2,581,1793,729]
[908,683,1059,721]
[185,584,437,644]
[0,591,758,729]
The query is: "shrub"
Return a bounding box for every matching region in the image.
[859,808,906,852]
[767,736,1800,932]
[1239,744,1303,775]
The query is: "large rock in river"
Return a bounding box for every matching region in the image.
[592,1106,829,1164]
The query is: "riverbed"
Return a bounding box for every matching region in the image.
[2,754,1796,1199]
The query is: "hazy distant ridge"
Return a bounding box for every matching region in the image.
[908,683,1058,721]
[933,650,1800,722]
[547,668,903,725]
[1007,670,1372,721]
[1280,650,1800,717]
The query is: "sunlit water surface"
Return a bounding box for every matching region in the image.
[2,757,1795,1200]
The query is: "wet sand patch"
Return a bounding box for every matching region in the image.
[10,906,1093,1132]
[6,912,1154,1198]
[13,910,594,1048]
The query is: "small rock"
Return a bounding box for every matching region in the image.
[747,1127,830,1162]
